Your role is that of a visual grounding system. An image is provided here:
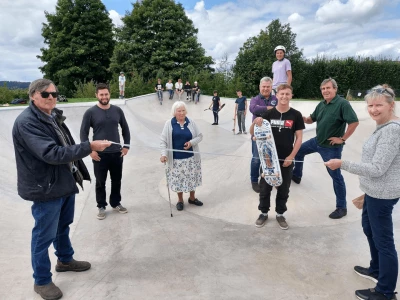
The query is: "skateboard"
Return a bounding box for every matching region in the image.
[156,90,163,105]
[254,119,282,186]
[232,114,236,134]
[204,103,225,112]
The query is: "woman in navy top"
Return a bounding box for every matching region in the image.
[160,101,203,211]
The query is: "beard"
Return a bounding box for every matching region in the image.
[98,98,110,106]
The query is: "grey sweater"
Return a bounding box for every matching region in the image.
[160,117,203,170]
[341,121,400,199]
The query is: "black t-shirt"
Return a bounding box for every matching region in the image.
[260,107,305,160]
[184,84,191,90]
[193,85,200,92]
[212,96,220,110]
[155,83,163,90]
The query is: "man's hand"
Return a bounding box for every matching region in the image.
[328,137,345,146]
[282,156,293,167]
[303,116,313,124]
[253,117,263,126]
[160,156,167,163]
[324,159,342,170]
[90,151,101,161]
[183,141,192,150]
[90,140,111,152]
[121,148,129,157]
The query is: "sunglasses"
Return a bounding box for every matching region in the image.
[371,88,394,98]
[40,91,58,98]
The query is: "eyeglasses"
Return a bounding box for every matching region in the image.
[371,88,395,98]
[40,91,58,98]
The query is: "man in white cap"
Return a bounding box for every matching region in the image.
[119,71,126,99]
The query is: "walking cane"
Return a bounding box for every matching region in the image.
[164,162,173,217]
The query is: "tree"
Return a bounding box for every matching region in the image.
[233,19,304,97]
[38,0,115,96]
[110,0,214,81]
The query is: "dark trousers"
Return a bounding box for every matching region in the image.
[259,163,293,214]
[293,137,346,208]
[31,195,75,285]
[250,139,260,183]
[93,152,123,208]
[237,110,246,132]
[213,111,218,124]
[362,194,399,297]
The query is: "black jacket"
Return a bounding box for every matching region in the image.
[12,102,91,202]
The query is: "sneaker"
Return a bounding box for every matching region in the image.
[255,214,268,227]
[55,259,91,272]
[243,131,247,134]
[113,205,128,214]
[237,131,242,134]
[97,207,106,220]
[292,175,301,184]
[34,282,63,300]
[276,215,289,230]
[251,182,260,193]
[354,266,378,283]
[355,288,397,300]
[329,208,347,219]
[211,123,216,125]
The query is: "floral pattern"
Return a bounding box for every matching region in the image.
[167,156,202,192]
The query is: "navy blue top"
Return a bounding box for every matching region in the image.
[212,96,220,110]
[235,96,247,111]
[171,117,194,159]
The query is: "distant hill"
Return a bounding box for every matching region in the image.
[0,81,30,89]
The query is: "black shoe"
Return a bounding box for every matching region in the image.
[329,208,347,219]
[251,182,260,193]
[354,266,378,283]
[211,123,216,125]
[356,288,397,300]
[176,202,184,211]
[188,198,203,206]
[292,175,301,184]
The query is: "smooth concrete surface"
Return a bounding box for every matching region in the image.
[1,93,399,299]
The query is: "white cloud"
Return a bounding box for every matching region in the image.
[288,13,305,22]
[315,0,386,24]
[109,10,123,27]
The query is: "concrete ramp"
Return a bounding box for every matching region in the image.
[1,93,399,299]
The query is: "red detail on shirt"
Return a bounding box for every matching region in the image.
[284,120,293,128]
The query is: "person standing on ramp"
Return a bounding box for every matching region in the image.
[80,83,131,220]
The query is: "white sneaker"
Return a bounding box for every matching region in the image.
[97,208,106,220]
[113,205,128,214]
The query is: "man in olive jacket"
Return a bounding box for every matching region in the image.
[12,79,111,300]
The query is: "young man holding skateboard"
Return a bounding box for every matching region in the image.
[250,84,304,230]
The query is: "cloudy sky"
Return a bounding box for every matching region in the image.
[1,0,399,82]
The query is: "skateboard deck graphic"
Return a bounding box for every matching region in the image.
[254,119,282,186]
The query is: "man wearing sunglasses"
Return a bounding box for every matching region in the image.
[12,79,111,300]
[80,83,131,220]
[292,78,359,219]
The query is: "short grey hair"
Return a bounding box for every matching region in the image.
[320,78,338,89]
[365,84,396,108]
[28,79,56,98]
[260,77,272,85]
[171,101,187,116]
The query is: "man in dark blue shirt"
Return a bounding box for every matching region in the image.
[80,83,131,220]
[234,90,247,134]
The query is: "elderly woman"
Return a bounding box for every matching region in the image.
[325,85,400,300]
[160,101,203,211]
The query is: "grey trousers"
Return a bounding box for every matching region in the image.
[237,110,246,132]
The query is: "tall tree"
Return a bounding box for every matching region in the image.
[38,0,115,95]
[233,19,304,97]
[110,0,214,81]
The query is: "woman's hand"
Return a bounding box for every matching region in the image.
[324,159,342,170]
[160,156,167,163]
[183,142,192,150]
[253,117,263,126]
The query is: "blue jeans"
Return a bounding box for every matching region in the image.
[362,195,398,298]
[293,137,346,208]
[31,195,75,285]
[250,139,260,183]
[168,89,174,99]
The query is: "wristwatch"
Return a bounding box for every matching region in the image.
[340,137,346,142]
